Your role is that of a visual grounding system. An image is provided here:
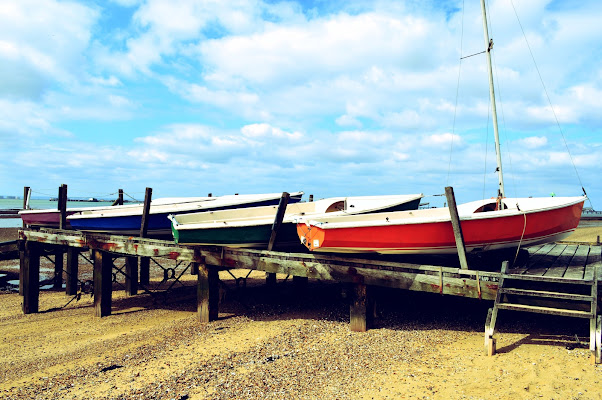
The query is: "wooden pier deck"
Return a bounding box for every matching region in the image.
[15,227,602,361]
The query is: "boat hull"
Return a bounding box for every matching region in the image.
[20,210,78,228]
[298,198,585,254]
[170,194,424,247]
[68,194,303,237]
[173,223,299,247]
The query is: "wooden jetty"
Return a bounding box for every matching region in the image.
[11,185,602,363]
[16,227,602,361]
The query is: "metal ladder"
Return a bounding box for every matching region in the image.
[485,261,601,363]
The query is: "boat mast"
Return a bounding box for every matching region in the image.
[480,0,505,199]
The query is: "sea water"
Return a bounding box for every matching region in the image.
[0,199,118,228]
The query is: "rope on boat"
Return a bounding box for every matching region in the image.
[512,203,528,267]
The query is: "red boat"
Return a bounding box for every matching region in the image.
[296,196,585,254]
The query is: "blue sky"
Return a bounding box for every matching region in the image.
[1,0,601,207]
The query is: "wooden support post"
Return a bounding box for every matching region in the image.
[22,186,31,228]
[21,241,40,314]
[590,265,599,361]
[485,261,508,356]
[309,194,313,202]
[66,247,79,295]
[445,186,469,270]
[267,192,290,251]
[197,262,219,323]
[350,282,373,332]
[112,189,124,206]
[266,192,290,287]
[53,250,63,290]
[58,184,68,230]
[139,187,152,286]
[93,250,113,317]
[125,256,138,296]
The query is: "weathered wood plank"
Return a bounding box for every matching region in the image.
[584,246,601,281]
[54,251,64,290]
[22,186,30,229]
[58,184,68,230]
[93,250,113,317]
[544,245,578,278]
[508,244,552,274]
[125,256,138,296]
[563,245,590,280]
[197,262,218,323]
[21,241,40,314]
[266,192,290,287]
[526,244,567,276]
[445,187,469,270]
[350,283,373,332]
[66,247,79,295]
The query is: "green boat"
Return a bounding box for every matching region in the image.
[169,194,423,248]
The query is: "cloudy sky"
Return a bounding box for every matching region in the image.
[1,0,600,207]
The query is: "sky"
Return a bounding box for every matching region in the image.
[1,0,601,208]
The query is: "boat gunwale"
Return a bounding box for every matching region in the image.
[301,196,586,230]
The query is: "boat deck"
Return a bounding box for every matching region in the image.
[509,243,601,281]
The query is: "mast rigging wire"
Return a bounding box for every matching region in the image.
[509,0,592,208]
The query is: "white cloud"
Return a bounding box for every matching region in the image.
[0,0,98,99]
[517,136,547,149]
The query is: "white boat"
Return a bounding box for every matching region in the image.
[170,194,424,247]
[66,192,304,236]
[18,197,213,228]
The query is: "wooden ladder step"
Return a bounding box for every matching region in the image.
[503,274,594,285]
[496,303,594,318]
[499,288,594,301]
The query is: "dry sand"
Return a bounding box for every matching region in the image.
[0,225,601,399]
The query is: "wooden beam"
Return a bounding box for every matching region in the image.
[22,186,30,228]
[266,192,290,287]
[139,187,152,286]
[66,247,79,295]
[93,250,113,317]
[350,282,373,332]
[197,261,218,323]
[58,184,68,230]
[267,192,290,251]
[53,250,63,290]
[140,187,152,238]
[125,256,138,296]
[445,186,469,270]
[21,241,40,314]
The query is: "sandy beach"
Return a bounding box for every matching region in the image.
[1,225,602,399]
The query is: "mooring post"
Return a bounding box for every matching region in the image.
[125,256,138,296]
[93,250,113,317]
[20,186,32,294]
[350,282,373,332]
[58,184,68,230]
[22,186,31,228]
[445,186,469,270]
[21,241,40,314]
[139,187,152,286]
[197,261,219,323]
[266,192,290,287]
[65,247,79,295]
